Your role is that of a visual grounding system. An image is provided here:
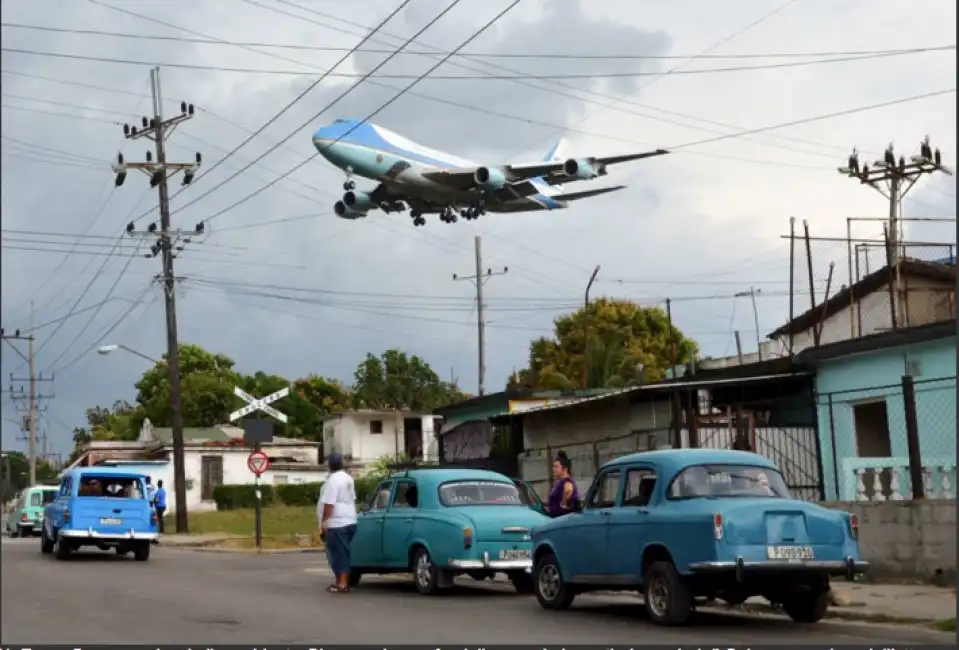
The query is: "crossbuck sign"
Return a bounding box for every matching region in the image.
[229,386,289,424]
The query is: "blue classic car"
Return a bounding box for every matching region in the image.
[42,467,159,561]
[530,449,868,626]
[350,468,549,594]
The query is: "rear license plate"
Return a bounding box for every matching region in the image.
[499,549,531,560]
[767,545,814,560]
[99,518,122,525]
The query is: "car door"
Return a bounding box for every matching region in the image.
[352,480,393,567]
[46,477,69,534]
[607,465,659,584]
[564,469,622,581]
[513,479,546,516]
[381,479,418,567]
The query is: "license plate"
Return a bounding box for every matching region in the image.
[499,549,531,560]
[99,518,122,525]
[767,545,814,560]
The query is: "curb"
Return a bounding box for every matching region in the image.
[175,544,325,554]
[708,601,936,625]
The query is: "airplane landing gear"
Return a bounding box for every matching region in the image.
[410,210,425,227]
[440,207,457,224]
[460,202,486,221]
[343,180,356,191]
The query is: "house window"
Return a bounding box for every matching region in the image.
[369,420,383,434]
[852,401,892,457]
[200,456,223,501]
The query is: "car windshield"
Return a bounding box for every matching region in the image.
[667,464,790,499]
[438,480,524,506]
[77,475,145,499]
[30,490,57,506]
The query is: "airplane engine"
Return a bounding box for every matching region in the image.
[563,158,598,180]
[334,200,367,220]
[343,190,375,211]
[474,166,507,190]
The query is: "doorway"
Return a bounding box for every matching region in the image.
[403,418,423,459]
[852,400,892,498]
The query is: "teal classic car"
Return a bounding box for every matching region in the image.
[6,485,58,537]
[531,449,868,626]
[350,468,549,594]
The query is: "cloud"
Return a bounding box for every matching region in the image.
[1,0,955,455]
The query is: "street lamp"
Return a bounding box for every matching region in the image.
[97,344,159,364]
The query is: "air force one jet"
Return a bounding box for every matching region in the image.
[311,119,669,227]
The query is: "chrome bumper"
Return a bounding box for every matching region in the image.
[448,550,532,572]
[689,556,869,578]
[59,528,158,541]
[17,522,37,529]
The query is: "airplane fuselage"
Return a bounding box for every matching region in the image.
[312,121,565,213]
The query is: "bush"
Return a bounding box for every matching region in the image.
[274,482,323,507]
[353,474,380,507]
[213,482,325,510]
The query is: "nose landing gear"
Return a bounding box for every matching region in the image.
[343,180,356,191]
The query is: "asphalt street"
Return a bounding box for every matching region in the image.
[1,536,953,646]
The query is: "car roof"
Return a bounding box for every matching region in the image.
[26,484,59,491]
[602,448,777,474]
[66,466,148,479]
[394,468,514,484]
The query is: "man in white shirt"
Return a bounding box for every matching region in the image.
[317,452,357,593]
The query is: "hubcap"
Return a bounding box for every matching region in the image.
[415,553,431,588]
[648,576,669,617]
[538,563,560,602]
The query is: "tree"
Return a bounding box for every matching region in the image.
[1,452,60,500]
[238,371,351,442]
[352,349,464,411]
[511,298,699,390]
[134,343,242,427]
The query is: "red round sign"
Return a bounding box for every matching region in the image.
[247,450,270,476]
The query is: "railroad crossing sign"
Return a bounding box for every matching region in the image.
[247,449,271,476]
[229,386,289,423]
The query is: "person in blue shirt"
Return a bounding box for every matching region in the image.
[154,480,167,537]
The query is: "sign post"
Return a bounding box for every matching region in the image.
[229,386,288,551]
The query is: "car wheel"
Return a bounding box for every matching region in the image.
[40,527,54,555]
[348,568,363,587]
[133,541,151,562]
[509,571,535,594]
[413,548,441,595]
[643,560,693,626]
[54,535,73,561]
[782,588,829,623]
[533,553,575,610]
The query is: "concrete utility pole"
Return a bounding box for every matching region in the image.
[583,265,601,389]
[734,288,763,361]
[1,328,54,485]
[111,66,203,534]
[838,138,953,323]
[453,236,507,396]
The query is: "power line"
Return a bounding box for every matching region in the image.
[4,46,950,80]
[0,103,121,124]
[1,92,136,118]
[6,22,949,61]
[1,135,109,164]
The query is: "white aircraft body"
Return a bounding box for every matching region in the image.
[312,118,669,227]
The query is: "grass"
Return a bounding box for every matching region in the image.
[164,505,321,548]
[933,618,956,632]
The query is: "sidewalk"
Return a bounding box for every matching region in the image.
[158,533,235,548]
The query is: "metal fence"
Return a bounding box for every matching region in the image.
[820,375,957,501]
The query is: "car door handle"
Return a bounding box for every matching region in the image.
[600,510,611,516]
[404,518,413,522]
[637,509,649,515]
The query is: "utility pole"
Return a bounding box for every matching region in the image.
[111,66,203,534]
[1,329,55,485]
[453,236,507,396]
[838,138,952,323]
[583,265,601,389]
[734,288,763,361]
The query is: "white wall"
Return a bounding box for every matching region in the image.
[325,413,440,465]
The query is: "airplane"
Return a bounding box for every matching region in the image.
[311,119,670,227]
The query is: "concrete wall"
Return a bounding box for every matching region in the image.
[324,413,440,467]
[826,499,957,583]
[814,336,957,500]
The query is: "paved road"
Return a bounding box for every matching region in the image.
[1,537,952,646]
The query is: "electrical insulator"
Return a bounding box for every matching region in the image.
[115,171,127,187]
[195,222,205,234]
[142,116,148,128]
[181,101,187,114]
[148,223,157,233]
[934,149,942,166]
[195,152,202,164]
[150,118,157,129]
[117,153,124,165]
[188,104,195,116]
[131,126,138,136]
[150,170,163,188]
[123,124,131,136]
[126,222,135,234]
[146,151,153,162]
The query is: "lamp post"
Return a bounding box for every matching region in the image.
[97,344,160,364]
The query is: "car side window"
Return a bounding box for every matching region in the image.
[623,468,658,507]
[369,481,393,511]
[586,470,621,509]
[391,481,419,509]
[58,478,69,498]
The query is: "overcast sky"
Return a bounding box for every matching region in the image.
[1,0,955,456]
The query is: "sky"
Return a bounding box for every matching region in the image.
[1,0,956,457]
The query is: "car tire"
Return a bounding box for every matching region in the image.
[54,536,72,561]
[134,541,151,562]
[783,588,829,623]
[533,553,575,610]
[348,568,363,587]
[412,548,444,595]
[40,527,54,555]
[643,560,693,626]
[509,571,535,595]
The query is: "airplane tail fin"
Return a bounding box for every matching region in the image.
[540,137,567,191]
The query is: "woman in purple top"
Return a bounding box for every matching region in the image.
[546,451,581,517]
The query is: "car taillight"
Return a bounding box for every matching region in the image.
[848,514,859,540]
[463,527,473,549]
[63,508,71,524]
[20,513,28,522]
[713,513,724,540]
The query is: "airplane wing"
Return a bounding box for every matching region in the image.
[420,147,669,190]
